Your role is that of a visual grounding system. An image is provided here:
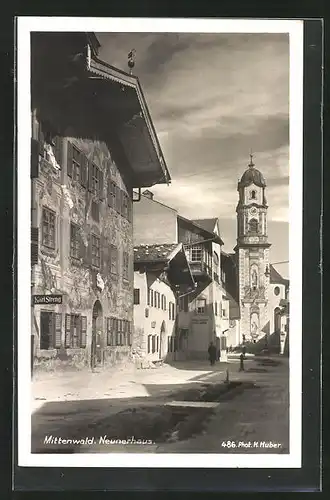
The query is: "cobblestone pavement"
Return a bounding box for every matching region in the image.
[31,356,289,454]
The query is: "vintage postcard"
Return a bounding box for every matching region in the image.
[17,17,303,469]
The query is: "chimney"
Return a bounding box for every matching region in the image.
[142,190,154,200]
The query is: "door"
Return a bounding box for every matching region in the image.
[274,307,281,333]
[40,311,54,349]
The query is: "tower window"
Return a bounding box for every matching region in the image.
[249,218,258,234]
[250,190,256,200]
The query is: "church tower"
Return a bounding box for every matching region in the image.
[235,154,271,342]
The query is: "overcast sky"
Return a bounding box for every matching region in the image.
[97,32,289,278]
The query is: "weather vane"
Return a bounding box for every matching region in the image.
[249,148,255,167]
[128,49,136,75]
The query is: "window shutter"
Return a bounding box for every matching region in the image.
[67,141,73,177]
[101,234,109,277]
[127,194,133,223]
[128,321,132,346]
[116,187,122,213]
[31,138,40,178]
[80,316,87,348]
[81,155,88,188]
[38,123,45,157]
[54,313,62,348]
[99,170,104,200]
[88,160,93,192]
[134,288,140,305]
[31,227,39,266]
[78,228,87,262]
[54,136,62,166]
[65,314,72,348]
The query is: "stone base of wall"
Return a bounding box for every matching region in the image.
[34,347,133,373]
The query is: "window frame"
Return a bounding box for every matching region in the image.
[41,207,56,249]
[70,222,80,260]
[196,298,206,315]
[91,233,101,268]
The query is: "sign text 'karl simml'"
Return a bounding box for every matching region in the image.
[32,295,63,305]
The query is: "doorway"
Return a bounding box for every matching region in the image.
[91,300,103,369]
[274,307,281,333]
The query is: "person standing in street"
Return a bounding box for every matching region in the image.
[208,341,217,366]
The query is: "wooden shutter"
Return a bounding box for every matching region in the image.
[54,313,62,348]
[80,316,87,348]
[65,314,72,348]
[31,138,40,178]
[134,288,140,305]
[67,141,73,177]
[81,155,88,188]
[101,234,109,276]
[54,136,62,166]
[99,170,104,200]
[88,161,93,192]
[116,187,121,213]
[128,321,132,346]
[127,194,133,223]
[31,227,39,266]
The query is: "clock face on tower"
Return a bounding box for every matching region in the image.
[249,207,258,216]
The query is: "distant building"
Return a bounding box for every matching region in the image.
[219,157,289,354]
[30,32,170,372]
[133,193,228,361]
[133,243,195,364]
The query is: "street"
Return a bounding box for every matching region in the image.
[31,356,289,454]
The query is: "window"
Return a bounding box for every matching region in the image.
[274,286,280,296]
[110,245,118,274]
[155,292,160,309]
[196,298,206,314]
[250,190,256,200]
[116,319,122,346]
[91,163,100,195]
[64,314,87,349]
[249,218,258,234]
[72,145,81,182]
[121,192,129,218]
[108,181,117,208]
[148,289,154,307]
[169,302,176,320]
[152,335,156,353]
[42,207,56,249]
[40,311,62,350]
[213,251,219,267]
[214,302,218,316]
[156,335,159,352]
[222,308,226,317]
[91,201,99,222]
[134,288,140,305]
[186,245,202,262]
[123,252,129,280]
[148,335,152,354]
[70,223,80,259]
[107,317,116,346]
[91,234,100,268]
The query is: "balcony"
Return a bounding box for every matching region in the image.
[188,261,212,281]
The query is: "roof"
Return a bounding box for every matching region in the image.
[134,243,181,263]
[190,218,218,234]
[270,265,289,286]
[177,215,224,246]
[238,162,266,189]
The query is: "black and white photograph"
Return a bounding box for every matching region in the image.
[17,18,304,469]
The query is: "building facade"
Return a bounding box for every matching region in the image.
[133,193,227,361]
[234,157,272,343]
[30,33,170,372]
[133,243,195,364]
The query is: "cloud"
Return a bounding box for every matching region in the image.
[97,31,289,254]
